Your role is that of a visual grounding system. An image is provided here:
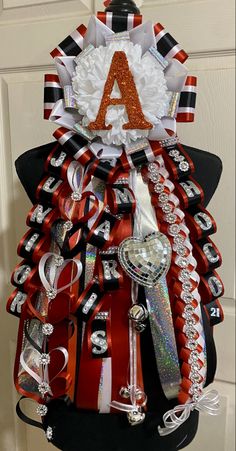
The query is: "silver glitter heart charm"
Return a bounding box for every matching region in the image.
[118,232,172,287]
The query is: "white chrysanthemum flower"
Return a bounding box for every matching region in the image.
[72,41,169,146]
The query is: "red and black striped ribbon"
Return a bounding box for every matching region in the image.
[154,23,188,63]
[44,74,63,120]
[50,24,87,59]
[97,11,142,33]
[177,76,197,123]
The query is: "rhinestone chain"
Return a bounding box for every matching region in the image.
[144,156,206,403]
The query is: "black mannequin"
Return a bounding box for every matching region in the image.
[14,1,222,449]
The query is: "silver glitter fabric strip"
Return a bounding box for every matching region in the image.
[145,281,181,400]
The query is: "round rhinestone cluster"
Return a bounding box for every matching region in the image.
[168,148,190,173]
[36,404,48,416]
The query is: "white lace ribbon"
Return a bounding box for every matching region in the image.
[158,390,220,436]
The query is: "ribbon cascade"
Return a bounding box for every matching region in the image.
[7,9,224,438]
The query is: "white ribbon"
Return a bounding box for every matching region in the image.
[20,346,69,396]
[67,160,84,195]
[39,252,82,297]
[158,390,220,436]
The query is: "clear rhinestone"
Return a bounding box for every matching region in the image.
[176,257,189,268]
[192,393,201,402]
[174,155,185,162]
[71,191,82,201]
[191,362,201,372]
[190,372,202,383]
[42,323,54,336]
[25,233,40,252]
[169,149,179,157]
[64,221,73,231]
[39,353,51,365]
[162,203,173,214]
[185,327,197,339]
[154,183,164,193]
[180,269,191,281]
[36,405,48,416]
[190,383,202,396]
[179,161,190,172]
[165,213,177,224]
[46,288,57,300]
[38,382,50,396]
[159,193,169,204]
[149,173,160,183]
[161,137,179,147]
[183,305,195,319]
[185,317,196,327]
[148,163,158,172]
[186,339,198,350]
[82,293,98,315]
[54,256,64,267]
[189,383,202,395]
[176,245,187,257]
[182,292,194,303]
[189,350,200,364]
[95,311,109,321]
[168,224,180,236]
[182,281,193,292]
[173,234,184,243]
[46,426,53,441]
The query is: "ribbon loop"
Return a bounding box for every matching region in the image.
[158,390,220,436]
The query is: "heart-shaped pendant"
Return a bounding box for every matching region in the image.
[118,232,172,287]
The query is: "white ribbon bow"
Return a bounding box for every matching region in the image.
[158,390,220,436]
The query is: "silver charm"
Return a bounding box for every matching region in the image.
[128,304,148,332]
[127,409,146,426]
[118,233,172,288]
[128,304,148,323]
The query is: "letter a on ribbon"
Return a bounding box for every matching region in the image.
[88,51,152,131]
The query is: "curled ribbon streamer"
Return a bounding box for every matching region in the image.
[39,252,82,296]
[158,390,220,436]
[20,346,69,396]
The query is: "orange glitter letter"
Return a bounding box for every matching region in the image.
[88,51,152,131]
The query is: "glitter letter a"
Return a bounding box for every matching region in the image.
[88,51,152,131]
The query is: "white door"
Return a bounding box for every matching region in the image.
[0,1,235,450]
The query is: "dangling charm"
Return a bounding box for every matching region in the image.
[127,408,146,426]
[128,304,148,333]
